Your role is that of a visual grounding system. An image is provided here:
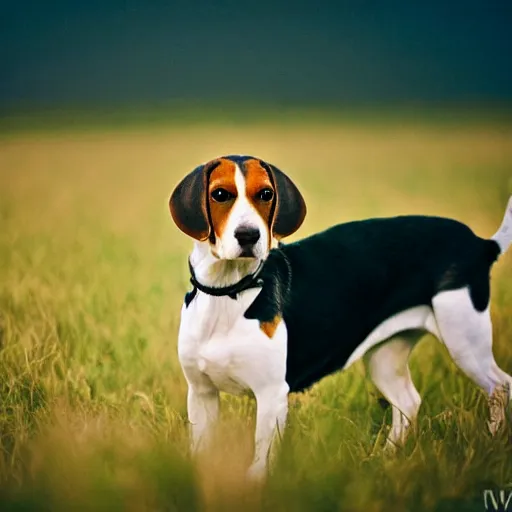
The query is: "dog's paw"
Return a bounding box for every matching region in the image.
[487,382,510,436]
[246,462,267,484]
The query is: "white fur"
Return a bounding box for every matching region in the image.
[358,288,512,447]
[180,266,512,476]
[432,287,512,398]
[178,286,288,479]
[492,196,512,253]
[179,165,286,480]
[343,306,441,370]
[365,332,423,448]
[344,306,439,448]
[212,165,270,260]
[177,191,512,479]
[179,282,512,476]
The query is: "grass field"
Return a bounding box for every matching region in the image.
[0,112,512,511]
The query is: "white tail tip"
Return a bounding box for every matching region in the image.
[491,196,512,253]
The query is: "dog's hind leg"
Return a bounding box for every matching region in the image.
[432,287,512,399]
[365,331,423,448]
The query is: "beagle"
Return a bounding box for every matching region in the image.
[169,155,512,480]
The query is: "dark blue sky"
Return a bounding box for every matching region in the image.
[2,1,511,108]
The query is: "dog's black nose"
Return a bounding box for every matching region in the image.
[234,226,261,247]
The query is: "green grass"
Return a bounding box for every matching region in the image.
[0,114,511,511]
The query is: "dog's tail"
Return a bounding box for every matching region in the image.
[491,196,512,254]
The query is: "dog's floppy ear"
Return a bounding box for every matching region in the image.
[169,161,219,241]
[261,161,307,239]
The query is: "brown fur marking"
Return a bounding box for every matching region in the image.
[208,159,237,238]
[243,159,275,246]
[260,315,281,338]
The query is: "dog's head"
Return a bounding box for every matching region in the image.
[169,156,306,260]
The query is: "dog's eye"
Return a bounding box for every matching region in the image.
[257,188,274,202]
[211,188,234,203]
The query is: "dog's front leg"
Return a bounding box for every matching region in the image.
[178,310,219,454]
[180,349,219,453]
[187,381,219,454]
[247,383,289,481]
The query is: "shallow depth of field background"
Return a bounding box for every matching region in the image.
[0,114,511,511]
[2,2,512,511]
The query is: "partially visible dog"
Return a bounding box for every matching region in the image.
[169,155,512,480]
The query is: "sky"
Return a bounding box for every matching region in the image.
[1,1,511,109]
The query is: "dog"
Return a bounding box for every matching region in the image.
[169,155,512,480]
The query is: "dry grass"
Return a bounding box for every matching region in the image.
[0,116,511,511]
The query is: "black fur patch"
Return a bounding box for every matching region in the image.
[184,288,197,308]
[242,215,500,393]
[244,251,292,325]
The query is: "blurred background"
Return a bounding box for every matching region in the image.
[1,2,512,511]
[2,1,511,115]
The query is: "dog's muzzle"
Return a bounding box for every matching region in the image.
[234,226,261,257]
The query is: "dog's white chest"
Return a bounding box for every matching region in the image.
[178,289,287,395]
[196,338,252,395]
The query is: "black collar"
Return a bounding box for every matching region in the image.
[188,260,265,300]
